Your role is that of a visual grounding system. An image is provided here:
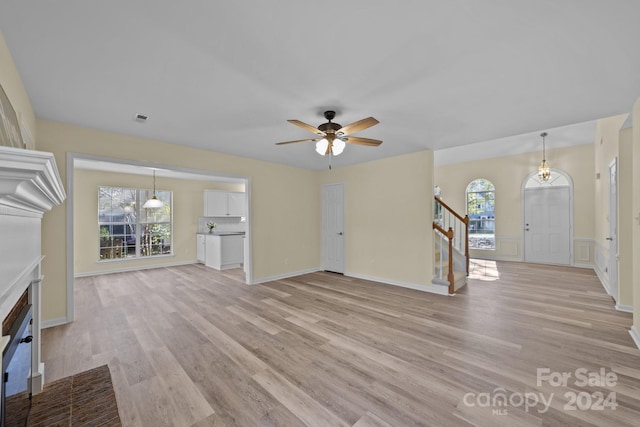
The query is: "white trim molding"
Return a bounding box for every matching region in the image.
[573,237,595,268]
[74,260,199,278]
[615,304,633,313]
[593,239,610,295]
[0,146,66,216]
[630,326,640,350]
[250,267,321,285]
[348,272,450,296]
[41,316,69,329]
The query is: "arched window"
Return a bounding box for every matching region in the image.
[466,179,495,250]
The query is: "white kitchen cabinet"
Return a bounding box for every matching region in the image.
[196,234,205,263]
[204,190,246,217]
[205,234,244,270]
[221,235,243,266]
[227,192,246,216]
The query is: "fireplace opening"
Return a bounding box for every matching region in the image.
[1,304,32,427]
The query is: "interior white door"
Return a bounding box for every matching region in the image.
[322,183,345,273]
[608,159,618,301]
[524,187,571,265]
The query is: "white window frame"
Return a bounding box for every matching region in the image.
[98,186,173,261]
[466,179,496,250]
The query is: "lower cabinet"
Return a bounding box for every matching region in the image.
[196,234,205,263]
[205,234,244,270]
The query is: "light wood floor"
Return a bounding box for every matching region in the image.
[42,261,640,426]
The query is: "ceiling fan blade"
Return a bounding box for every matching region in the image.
[288,119,323,135]
[275,138,320,145]
[337,117,379,135]
[345,136,383,146]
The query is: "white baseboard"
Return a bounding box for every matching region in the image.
[74,260,199,278]
[30,363,45,394]
[572,263,595,269]
[250,267,321,285]
[593,264,610,295]
[629,326,640,350]
[346,272,450,296]
[42,316,69,329]
[615,304,633,313]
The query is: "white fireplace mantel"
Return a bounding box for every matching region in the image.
[0,145,66,394]
[0,146,66,218]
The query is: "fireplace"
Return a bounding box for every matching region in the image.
[0,146,66,423]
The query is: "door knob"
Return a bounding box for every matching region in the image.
[337,232,343,235]
[606,237,613,241]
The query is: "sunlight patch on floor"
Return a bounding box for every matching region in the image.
[469,259,500,281]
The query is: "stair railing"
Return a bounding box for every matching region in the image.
[433,196,470,293]
[433,222,455,294]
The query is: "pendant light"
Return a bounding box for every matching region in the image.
[143,169,163,208]
[537,132,551,182]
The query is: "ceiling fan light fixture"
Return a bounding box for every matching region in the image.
[278,110,382,160]
[332,138,346,156]
[315,139,329,155]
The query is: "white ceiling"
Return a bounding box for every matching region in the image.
[1,1,639,171]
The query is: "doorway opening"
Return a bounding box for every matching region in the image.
[64,153,252,324]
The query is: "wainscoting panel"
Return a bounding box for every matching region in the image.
[573,238,595,268]
[470,235,521,262]
[593,240,610,293]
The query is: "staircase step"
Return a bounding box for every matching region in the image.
[432,270,467,293]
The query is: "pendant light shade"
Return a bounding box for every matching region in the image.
[143,169,164,208]
[537,132,551,182]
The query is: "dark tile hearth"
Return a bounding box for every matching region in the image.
[6,365,121,427]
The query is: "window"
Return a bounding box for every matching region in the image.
[466,179,495,250]
[98,187,172,260]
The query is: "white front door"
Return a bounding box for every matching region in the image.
[608,159,618,301]
[524,187,571,265]
[322,183,345,273]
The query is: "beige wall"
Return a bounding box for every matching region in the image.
[435,144,595,263]
[0,31,35,146]
[37,119,322,322]
[319,151,434,287]
[74,169,241,275]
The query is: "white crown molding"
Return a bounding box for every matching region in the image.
[0,146,66,216]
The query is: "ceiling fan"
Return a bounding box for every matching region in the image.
[276,110,382,157]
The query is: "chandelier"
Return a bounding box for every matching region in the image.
[537,132,550,181]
